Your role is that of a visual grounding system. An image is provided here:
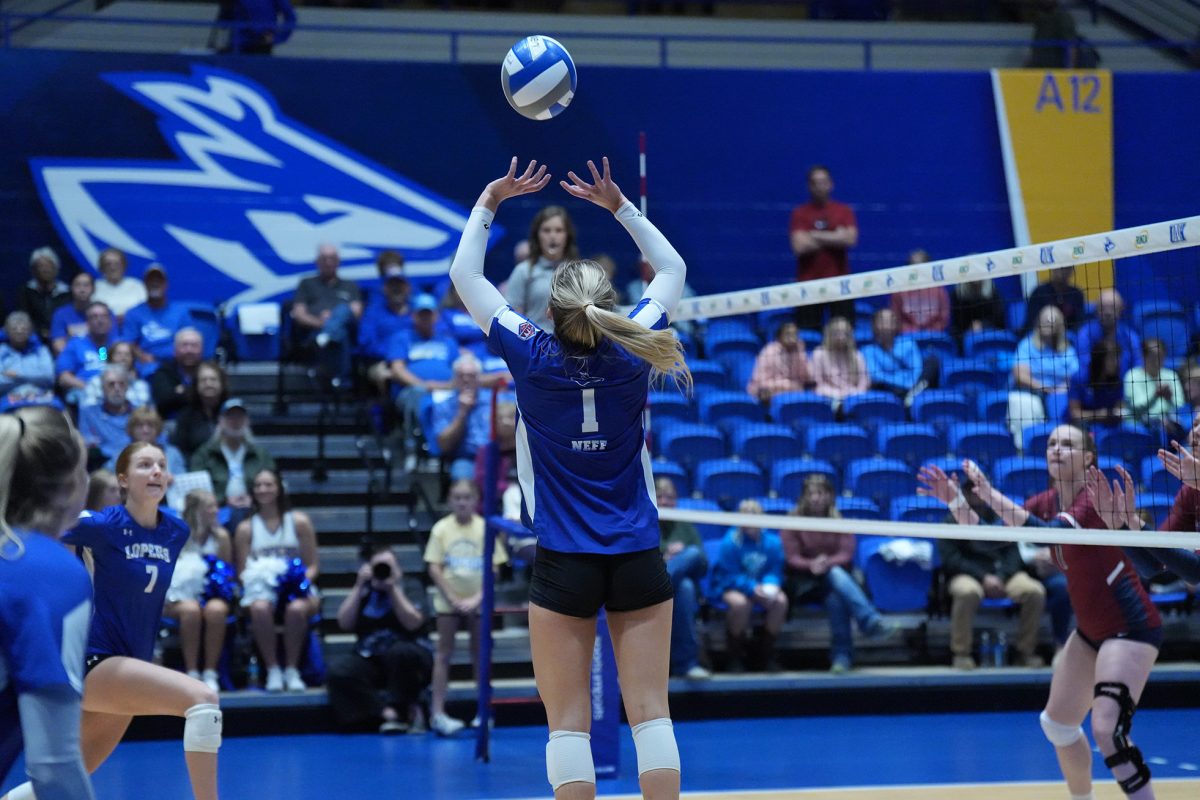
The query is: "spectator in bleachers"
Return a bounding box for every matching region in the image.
[171,361,229,460]
[163,489,234,693]
[889,249,950,334]
[121,263,192,373]
[1024,266,1086,334]
[234,468,319,693]
[218,0,296,55]
[124,406,187,476]
[1075,288,1141,382]
[90,247,146,323]
[781,475,892,673]
[431,354,493,481]
[82,340,152,410]
[1068,339,1125,429]
[1009,305,1078,448]
[150,327,206,419]
[291,242,363,386]
[358,264,411,393]
[327,543,432,734]
[55,301,117,404]
[50,272,96,355]
[1124,337,1185,439]
[78,365,135,466]
[1025,0,1078,68]
[949,278,1006,344]
[189,397,277,511]
[423,479,508,736]
[708,499,788,673]
[503,205,579,332]
[861,307,935,401]
[0,311,56,408]
[810,316,870,408]
[474,401,521,521]
[624,254,700,340]
[387,293,458,464]
[17,246,69,342]
[1019,541,1073,661]
[746,320,810,403]
[85,467,121,511]
[655,477,711,680]
[789,165,857,331]
[938,480,1046,671]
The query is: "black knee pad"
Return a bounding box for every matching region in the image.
[1095,681,1150,795]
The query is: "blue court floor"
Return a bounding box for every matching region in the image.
[8,710,1199,799]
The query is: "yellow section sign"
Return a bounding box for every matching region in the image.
[994,69,1114,297]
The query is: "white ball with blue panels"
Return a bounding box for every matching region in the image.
[501,35,577,121]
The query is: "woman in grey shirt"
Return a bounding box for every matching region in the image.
[503,205,579,332]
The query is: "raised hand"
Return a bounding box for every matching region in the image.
[560,157,628,213]
[961,458,993,496]
[916,464,959,506]
[1113,464,1141,530]
[479,158,551,211]
[1160,440,1200,491]
[1085,466,1119,529]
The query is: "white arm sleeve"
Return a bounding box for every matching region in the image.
[18,687,96,800]
[449,207,509,334]
[615,201,687,319]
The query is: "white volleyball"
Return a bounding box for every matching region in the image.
[501,35,577,121]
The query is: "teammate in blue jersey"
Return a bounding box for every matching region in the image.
[4,440,223,800]
[0,407,94,800]
[450,158,692,800]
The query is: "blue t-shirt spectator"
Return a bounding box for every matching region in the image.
[0,339,54,395]
[49,304,89,345]
[385,330,458,386]
[78,404,132,461]
[861,335,922,393]
[1012,336,1079,391]
[358,303,412,361]
[440,308,486,346]
[56,332,117,385]
[121,302,193,363]
[430,388,493,458]
[707,528,785,601]
[1068,373,1123,422]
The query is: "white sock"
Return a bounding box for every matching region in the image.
[1070,792,1095,800]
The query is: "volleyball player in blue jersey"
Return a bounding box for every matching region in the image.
[4,440,223,800]
[450,158,692,800]
[0,408,94,800]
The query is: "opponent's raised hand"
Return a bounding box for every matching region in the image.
[1160,440,1200,491]
[479,158,551,211]
[916,464,959,506]
[560,157,628,213]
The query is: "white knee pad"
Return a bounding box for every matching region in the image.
[184,703,223,753]
[1040,710,1084,748]
[631,717,680,777]
[545,731,594,790]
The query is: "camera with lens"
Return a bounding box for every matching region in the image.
[372,561,393,581]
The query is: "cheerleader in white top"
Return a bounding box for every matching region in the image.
[233,469,319,693]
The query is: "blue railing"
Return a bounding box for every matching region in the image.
[0,10,1193,68]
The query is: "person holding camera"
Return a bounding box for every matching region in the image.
[326,545,432,734]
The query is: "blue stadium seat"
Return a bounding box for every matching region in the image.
[1142,455,1181,498]
[843,391,906,429]
[877,423,945,468]
[854,300,879,328]
[846,457,917,508]
[943,358,1007,392]
[910,389,971,429]
[772,458,839,501]
[648,390,697,426]
[731,423,801,472]
[178,300,221,360]
[658,424,726,469]
[757,308,795,340]
[948,422,1016,469]
[977,390,1011,425]
[706,317,757,341]
[1136,492,1174,528]
[227,302,282,361]
[726,358,756,396]
[418,394,442,458]
[798,329,823,350]
[837,496,881,520]
[993,456,1050,500]
[1021,422,1057,457]
[652,460,691,497]
[890,495,949,524]
[1141,313,1191,360]
[770,391,835,427]
[1097,424,1160,465]
[963,329,1017,361]
[696,459,766,510]
[920,455,964,479]
[909,331,958,362]
[706,328,761,369]
[1007,303,1026,335]
[805,424,872,470]
[750,496,795,515]
[688,359,728,392]
[858,536,933,613]
[699,390,764,429]
[1132,299,1186,330]
[854,321,874,347]
[677,497,726,541]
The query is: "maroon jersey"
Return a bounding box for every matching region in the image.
[1162,485,1200,533]
[1025,488,1161,641]
[790,199,856,282]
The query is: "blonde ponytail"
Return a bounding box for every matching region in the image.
[550,260,692,393]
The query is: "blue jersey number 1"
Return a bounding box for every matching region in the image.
[581,389,598,433]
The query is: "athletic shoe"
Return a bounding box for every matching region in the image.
[186,669,201,681]
[829,657,852,674]
[431,713,465,737]
[265,665,284,692]
[952,655,977,671]
[283,667,307,692]
[864,617,899,639]
[470,715,495,729]
[201,669,221,693]
[684,665,712,680]
[379,719,409,735]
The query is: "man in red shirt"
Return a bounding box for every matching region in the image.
[789,165,858,330]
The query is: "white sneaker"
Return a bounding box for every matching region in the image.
[186,669,201,681]
[265,665,284,692]
[201,669,221,693]
[283,666,306,692]
[431,713,465,737]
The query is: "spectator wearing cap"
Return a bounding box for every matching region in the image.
[387,293,459,461]
[358,263,412,393]
[189,397,277,512]
[78,365,135,466]
[17,246,70,342]
[55,301,118,403]
[0,310,55,408]
[291,242,363,386]
[150,327,206,418]
[50,272,98,355]
[90,247,146,323]
[121,263,193,374]
[430,353,495,481]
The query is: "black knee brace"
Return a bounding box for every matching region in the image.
[1095,681,1151,795]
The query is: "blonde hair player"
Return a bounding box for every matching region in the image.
[449,157,691,800]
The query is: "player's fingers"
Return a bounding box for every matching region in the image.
[586,159,602,182]
[565,170,586,188]
[507,157,518,176]
[601,156,612,181]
